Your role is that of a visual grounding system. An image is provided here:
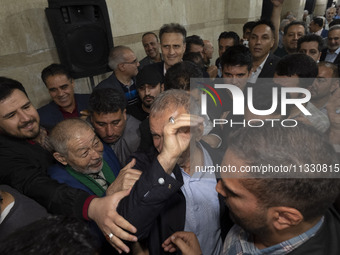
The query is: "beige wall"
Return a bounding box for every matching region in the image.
[0,0,273,109]
[314,0,328,16]
[281,0,306,20]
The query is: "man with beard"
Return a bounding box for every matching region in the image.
[0,77,138,254]
[320,25,340,68]
[127,64,164,121]
[89,88,141,166]
[48,119,122,197]
[163,123,340,255]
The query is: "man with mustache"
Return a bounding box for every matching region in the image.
[38,63,90,131]
[127,63,165,122]
[48,118,122,197]
[89,88,141,166]
[139,32,163,70]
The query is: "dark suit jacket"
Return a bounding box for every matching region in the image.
[320,48,340,74]
[118,143,232,254]
[289,207,340,255]
[320,48,340,64]
[258,53,281,79]
[38,94,90,131]
[273,46,288,58]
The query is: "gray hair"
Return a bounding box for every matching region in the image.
[108,46,132,71]
[150,90,190,117]
[329,24,340,32]
[280,19,290,31]
[50,119,93,155]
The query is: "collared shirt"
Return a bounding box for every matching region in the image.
[60,103,79,119]
[0,201,15,224]
[313,28,322,36]
[248,53,270,84]
[222,216,324,255]
[87,170,109,190]
[179,143,222,255]
[325,47,340,63]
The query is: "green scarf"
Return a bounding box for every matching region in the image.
[65,160,116,197]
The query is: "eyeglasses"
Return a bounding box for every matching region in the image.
[121,58,139,65]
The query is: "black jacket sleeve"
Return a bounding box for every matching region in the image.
[117,154,183,240]
[0,135,91,219]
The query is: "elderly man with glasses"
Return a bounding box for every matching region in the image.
[96,46,140,106]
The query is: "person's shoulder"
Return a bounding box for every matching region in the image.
[139,56,151,66]
[127,114,141,125]
[95,72,120,90]
[268,52,281,62]
[150,61,164,72]
[47,163,67,177]
[125,115,141,139]
[0,134,28,147]
[74,93,90,100]
[37,101,58,114]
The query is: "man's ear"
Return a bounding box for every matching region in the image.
[53,152,68,166]
[160,83,165,92]
[331,79,340,93]
[117,63,125,72]
[123,109,127,120]
[269,206,304,231]
[71,78,75,89]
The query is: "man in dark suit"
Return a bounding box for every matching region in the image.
[320,25,340,71]
[38,63,90,131]
[248,20,281,83]
[309,16,328,38]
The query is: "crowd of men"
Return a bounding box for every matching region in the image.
[1,0,340,254]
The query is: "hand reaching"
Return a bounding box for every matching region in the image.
[157,114,204,174]
[87,189,138,253]
[106,158,142,195]
[162,231,202,255]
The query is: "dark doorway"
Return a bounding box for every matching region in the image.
[304,0,316,14]
[261,0,273,21]
[327,0,334,9]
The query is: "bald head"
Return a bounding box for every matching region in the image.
[108,46,133,71]
[50,119,94,155]
[203,39,214,63]
[50,119,104,174]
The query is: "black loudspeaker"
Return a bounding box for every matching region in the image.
[45,0,114,78]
